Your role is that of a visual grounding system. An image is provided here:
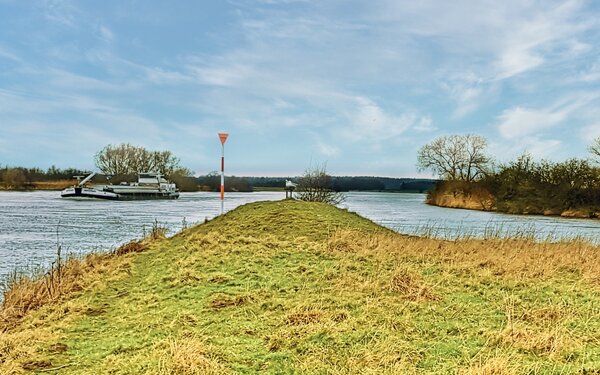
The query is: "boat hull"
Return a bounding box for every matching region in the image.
[61,187,179,200]
[61,187,119,200]
[110,192,180,200]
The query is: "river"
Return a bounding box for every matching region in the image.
[1,191,599,284]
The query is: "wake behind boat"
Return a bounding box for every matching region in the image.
[61,172,180,200]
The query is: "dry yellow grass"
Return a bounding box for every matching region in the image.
[156,337,229,375]
[0,237,159,331]
[427,185,496,211]
[31,180,76,190]
[327,229,600,284]
[459,355,518,375]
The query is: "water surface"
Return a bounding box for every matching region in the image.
[1,191,599,285]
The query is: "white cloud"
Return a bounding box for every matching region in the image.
[497,93,600,139]
[340,96,426,143]
[441,72,489,117]
[0,46,21,62]
[491,0,590,79]
[189,63,255,87]
[144,67,192,85]
[44,69,139,92]
[98,25,114,43]
[524,138,563,160]
[42,0,80,28]
[413,116,435,132]
[580,124,600,141]
[497,107,568,139]
[495,49,544,80]
[489,136,563,161]
[317,141,341,158]
[367,0,593,81]
[579,61,600,82]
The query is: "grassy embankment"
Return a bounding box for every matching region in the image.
[1,200,600,374]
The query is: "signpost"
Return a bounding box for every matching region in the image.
[218,132,229,215]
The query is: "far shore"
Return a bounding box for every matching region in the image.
[0,182,428,194]
[427,189,600,221]
[0,180,75,191]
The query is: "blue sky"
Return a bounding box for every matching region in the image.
[1,0,599,177]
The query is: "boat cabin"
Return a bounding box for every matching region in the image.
[138,172,168,185]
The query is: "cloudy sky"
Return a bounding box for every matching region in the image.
[1,0,599,177]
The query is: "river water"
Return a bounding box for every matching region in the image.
[1,191,599,284]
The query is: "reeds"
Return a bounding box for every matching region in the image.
[0,219,168,331]
[327,228,600,283]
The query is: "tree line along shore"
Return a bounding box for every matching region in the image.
[1,200,599,373]
[418,134,600,219]
[1,142,436,193]
[0,166,436,194]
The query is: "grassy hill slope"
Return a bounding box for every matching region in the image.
[1,200,600,374]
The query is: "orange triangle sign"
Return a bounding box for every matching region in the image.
[218,132,229,145]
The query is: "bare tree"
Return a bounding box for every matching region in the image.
[588,137,600,162]
[417,134,491,182]
[296,163,345,205]
[94,143,184,176]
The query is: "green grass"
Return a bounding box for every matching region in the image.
[1,199,600,374]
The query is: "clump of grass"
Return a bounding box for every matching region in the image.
[0,327,57,373]
[1,256,85,328]
[208,273,232,284]
[113,240,145,256]
[144,219,168,240]
[285,308,324,325]
[156,337,228,375]
[389,268,438,301]
[459,355,518,375]
[208,293,253,309]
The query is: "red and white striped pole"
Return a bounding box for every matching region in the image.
[218,132,229,215]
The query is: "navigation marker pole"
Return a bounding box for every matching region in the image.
[218,132,229,215]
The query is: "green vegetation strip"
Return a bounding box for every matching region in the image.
[1,200,600,374]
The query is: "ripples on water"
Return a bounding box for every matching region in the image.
[341,192,600,243]
[0,191,280,282]
[1,191,599,284]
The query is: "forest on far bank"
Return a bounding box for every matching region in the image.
[0,165,436,193]
[1,143,436,193]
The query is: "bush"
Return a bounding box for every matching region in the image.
[296,164,345,205]
[1,168,28,189]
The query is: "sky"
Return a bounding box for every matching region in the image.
[1,0,600,177]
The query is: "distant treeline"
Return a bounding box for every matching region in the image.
[246,176,436,193]
[419,134,600,218]
[430,155,600,216]
[481,155,600,215]
[0,166,91,189]
[162,175,436,193]
[0,165,436,193]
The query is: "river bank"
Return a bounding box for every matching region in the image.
[427,182,600,220]
[1,200,599,373]
[0,180,74,191]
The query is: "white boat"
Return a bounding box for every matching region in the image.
[61,172,180,200]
